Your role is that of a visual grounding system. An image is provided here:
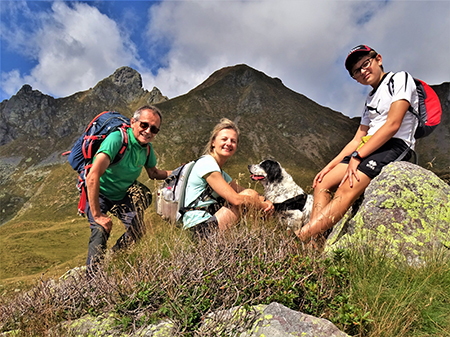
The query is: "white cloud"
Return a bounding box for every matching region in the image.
[1,70,24,97]
[142,0,450,117]
[1,0,449,119]
[358,1,450,86]
[1,1,140,98]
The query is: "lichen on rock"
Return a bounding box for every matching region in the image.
[326,161,450,266]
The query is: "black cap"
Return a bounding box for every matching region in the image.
[345,44,376,72]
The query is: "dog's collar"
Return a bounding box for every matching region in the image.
[273,194,307,212]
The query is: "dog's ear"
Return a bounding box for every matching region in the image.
[260,160,283,183]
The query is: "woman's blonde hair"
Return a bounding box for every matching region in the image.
[204,118,240,155]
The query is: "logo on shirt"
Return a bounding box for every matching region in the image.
[366,160,377,170]
[367,104,381,115]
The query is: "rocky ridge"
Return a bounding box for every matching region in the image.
[0,66,167,147]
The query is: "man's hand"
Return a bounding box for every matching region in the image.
[94,214,112,234]
[146,166,172,180]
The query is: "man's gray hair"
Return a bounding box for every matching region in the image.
[133,105,163,123]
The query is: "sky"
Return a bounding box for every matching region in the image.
[1,0,449,118]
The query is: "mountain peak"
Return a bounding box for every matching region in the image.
[110,66,143,88]
[91,66,144,101]
[14,84,47,100]
[192,64,283,93]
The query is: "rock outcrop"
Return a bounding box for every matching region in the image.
[204,302,349,337]
[326,161,450,265]
[60,302,348,337]
[0,66,167,147]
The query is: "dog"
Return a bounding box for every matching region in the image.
[248,159,313,231]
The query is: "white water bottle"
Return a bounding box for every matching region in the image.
[162,186,173,201]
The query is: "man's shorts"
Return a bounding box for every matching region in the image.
[341,138,411,179]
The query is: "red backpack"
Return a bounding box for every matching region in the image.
[389,74,442,139]
[388,74,442,163]
[411,78,442,138]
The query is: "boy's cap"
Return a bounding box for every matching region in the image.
[345,44,376,72]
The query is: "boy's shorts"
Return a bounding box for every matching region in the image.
[341,138,411,179]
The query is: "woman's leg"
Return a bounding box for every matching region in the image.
[214,189,260,230]
[298,169,371,241]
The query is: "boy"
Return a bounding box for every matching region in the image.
[296,45,418,242]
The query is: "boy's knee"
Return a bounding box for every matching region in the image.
[315,187,333,196]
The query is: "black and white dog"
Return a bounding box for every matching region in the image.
[248,159,313,230]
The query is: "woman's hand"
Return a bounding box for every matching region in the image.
[263,199,274,214]
[258,195,274,214]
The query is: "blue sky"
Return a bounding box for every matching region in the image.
[1,0,449,117]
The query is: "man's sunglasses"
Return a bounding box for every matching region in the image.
[139,122,160,134]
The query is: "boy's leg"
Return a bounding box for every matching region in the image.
[309,164,348,221]
[298,171,371,241]
[299,138,408,242]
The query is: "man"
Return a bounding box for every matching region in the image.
[85,105,171,270]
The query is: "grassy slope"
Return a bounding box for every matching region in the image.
[1,212,450,336]
[0,157,279,294]
[1,159,449,336]
[0,163,126,293]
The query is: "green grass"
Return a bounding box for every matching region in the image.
[1,161,449,336]
[1,211,450,336]
[334,245,450,336]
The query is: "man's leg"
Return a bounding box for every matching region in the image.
[86,223,110,268]
[85,196,113,270]
[111,187,148,252]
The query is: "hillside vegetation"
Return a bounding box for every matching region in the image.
[1,211,450,336]
[0,65,449,336]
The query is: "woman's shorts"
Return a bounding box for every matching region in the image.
[341,138,411,179]
[190,215,219,239]
[187,199,228,239]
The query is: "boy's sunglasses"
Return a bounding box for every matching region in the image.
[139,122,160,134]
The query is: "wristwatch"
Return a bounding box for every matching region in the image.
[351,151,363,161]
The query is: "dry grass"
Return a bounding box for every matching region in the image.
[1,207,449,337]
[0,212,356,336]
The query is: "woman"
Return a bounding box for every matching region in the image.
[182,118,274,237]
[296,45,418,243]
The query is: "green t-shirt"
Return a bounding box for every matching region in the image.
[94,127,157,201]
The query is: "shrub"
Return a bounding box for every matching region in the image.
[0,215,363,336]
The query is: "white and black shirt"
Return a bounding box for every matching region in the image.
[361,71,419,149]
